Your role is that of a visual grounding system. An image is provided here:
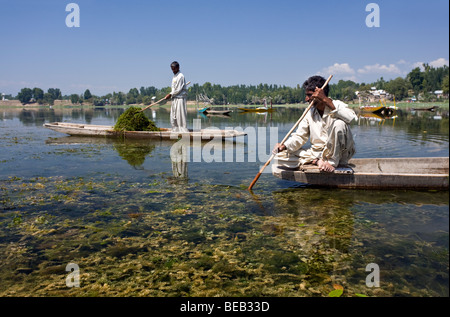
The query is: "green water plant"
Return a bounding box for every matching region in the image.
[114,107,159,132]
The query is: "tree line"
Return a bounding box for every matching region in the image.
[5,64,449,106]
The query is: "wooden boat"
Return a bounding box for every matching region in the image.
[272,157,449,189]
[43,122,246,140]
[360,105,385,113]
[412,106,439,112]
[359,105,396,116]
[198,107,210,113]
[237,107,274,112]
[204,109,231,115]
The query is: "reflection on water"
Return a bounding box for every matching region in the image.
[114,142,155,169]
[170,141,188,180]
[0,105,448,297]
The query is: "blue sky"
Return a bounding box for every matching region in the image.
[0,0,448,96]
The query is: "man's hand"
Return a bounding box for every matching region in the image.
[164,94,172,100]
[313,87,335,110]
[272,143,286,155]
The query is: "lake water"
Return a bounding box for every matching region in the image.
[0,105,448,297]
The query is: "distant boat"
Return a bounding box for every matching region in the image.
[272,157,449,189]
[238,98,275,112]
[43,122,246,140]
[237,107,274,112]
[412,106,439,112]
[360,105,396,116]
[360,98,398,116]
[198,107,210,113]
[360,105,385,113]
[204,109,231,115]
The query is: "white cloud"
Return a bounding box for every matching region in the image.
[429,57,449,68]
[410,58,448,70]
[411,62,425,70]
[316,58,448,84]
[357,63,401,74]
[321,63,355,75]
[318,63,357,81]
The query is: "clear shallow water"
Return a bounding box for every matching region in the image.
[0,106,448,297]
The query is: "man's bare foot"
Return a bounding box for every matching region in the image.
[317,159,335,172]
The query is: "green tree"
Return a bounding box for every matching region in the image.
[330,80,358,101]
[374,77,386,90]
[142,96,152,105]
[111,92,125,105]
[442,75,449,95]
[17,88,33,104]
[84,89,92,100]
[47,88,62,100]
[32,87,44,104]
[385,77,410,100]
[70,94,80,104]
[128,88,139,98]
[408,67,424,98]
[43,92,54,105]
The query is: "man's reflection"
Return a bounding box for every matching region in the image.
[170,140,188,179]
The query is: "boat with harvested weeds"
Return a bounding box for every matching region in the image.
[43,122,246,140]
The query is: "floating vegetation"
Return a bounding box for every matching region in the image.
[0,175,448,297]
[114,107,159,132]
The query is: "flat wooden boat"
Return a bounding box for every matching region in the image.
[272,157,449,189]
[237,107,275,112]
[198,107,210,113]
[204,109,231,115]
[359,105,396,116]
[412,106,439,111]
[43,122,246,140]
[360,105,385,113]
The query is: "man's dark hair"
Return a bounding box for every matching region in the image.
[171,61,180,68]
[302,75,329,96]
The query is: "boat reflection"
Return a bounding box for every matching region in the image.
[46,136,188,179]
[357,110,399,126]
[45,135,245,182]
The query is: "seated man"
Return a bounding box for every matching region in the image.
[273,75,357,172]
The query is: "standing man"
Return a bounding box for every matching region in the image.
[165,61,189,132]
[273,75,357,172]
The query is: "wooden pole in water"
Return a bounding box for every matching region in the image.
[247,75,333,191]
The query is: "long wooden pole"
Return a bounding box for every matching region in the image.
[248,75,333,191]
[139,81,191,112]
[138,97,166,112]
